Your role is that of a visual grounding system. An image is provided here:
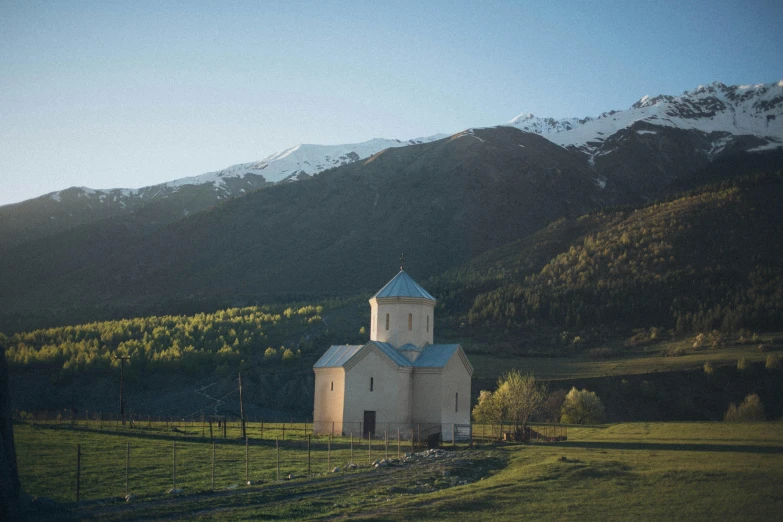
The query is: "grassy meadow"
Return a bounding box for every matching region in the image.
[15,420,783,520]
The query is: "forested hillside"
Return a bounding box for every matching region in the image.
[432,171,783,350]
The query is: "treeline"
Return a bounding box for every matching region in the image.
[2,304,325,378]
[441,171,783,345]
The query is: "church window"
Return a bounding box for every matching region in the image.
[455,392,459,412]
[331,381,334,391]
[426,315,429,332]
[408,313,412,330]
[385,314,389,331]
[370,377,374,392]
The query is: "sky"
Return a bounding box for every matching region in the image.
[1,0,781,206]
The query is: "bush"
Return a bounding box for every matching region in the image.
[560,387,604,424]
[737,357,751,371]
[724,394,765,421]
[766,354,781,370]
[703,361,714,375]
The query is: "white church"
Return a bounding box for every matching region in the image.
[313,268,473,441]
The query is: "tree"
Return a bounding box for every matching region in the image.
[472,390,502,424]
[724,394,765,421]
[560,387,604,424]
[472,370,547,434]
[542,389,567,423]
[497,370,547,432]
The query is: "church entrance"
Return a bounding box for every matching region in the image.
[363,411,376,438]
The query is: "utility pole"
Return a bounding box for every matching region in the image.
[239,371,246,439]
[115,355,130,425]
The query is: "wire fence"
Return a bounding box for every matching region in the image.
[15,412,567,502]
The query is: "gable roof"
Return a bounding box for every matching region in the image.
[372,270,435,301]
[413,344,460,367]
[314,341,469,372]
[313,344,363,368]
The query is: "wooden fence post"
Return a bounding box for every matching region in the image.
[172,442,177,489]
[245,436,249,484]
[76,444,81,502]
[126,442,130,495]
[307,435,311,475]
[385,430,388,460]
[276,437,280,481]
[328,435,331,472]
[350,432,353,464]
[211,441,215,491]
[452,424,456,449]
[397,428,400,459]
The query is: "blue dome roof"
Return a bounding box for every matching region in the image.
[372,270,435,301]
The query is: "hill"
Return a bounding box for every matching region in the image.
[430,170,783,352]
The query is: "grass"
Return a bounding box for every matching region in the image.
[16,421,783,520]
[469,333,783,381]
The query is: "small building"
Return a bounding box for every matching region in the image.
[313,269,473,441]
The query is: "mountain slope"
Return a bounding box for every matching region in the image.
[0,136,444,249]
[0,127,622,326]
[434,170,783,350]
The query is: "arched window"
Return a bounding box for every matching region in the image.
[370,377,374,392]
[426,315,429,332]
[331,381,334,391]
[408,313,412,330]
[455,392,459,412]
[385,314,389,331]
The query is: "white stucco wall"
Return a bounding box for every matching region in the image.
[313,368,345,435]
[370,297,434,348]
[343,347,406,436]
[438,351,473,440]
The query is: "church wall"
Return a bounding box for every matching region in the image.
[438,352,473,441]
[370,298,434,347]
[411,370,442,424]
[343,349,401,435]
[313,368,345,435]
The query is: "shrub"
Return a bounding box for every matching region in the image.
[263,347,278,360]
[737,357,751,371]
[281,348,296,362]
[560,387,604,424]
[766,354,781,370]
[588,347,613,359]
[724,394,765,421]
[703,361,714,375]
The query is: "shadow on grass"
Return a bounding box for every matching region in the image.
[550,440,783,454]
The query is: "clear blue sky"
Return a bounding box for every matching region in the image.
[1,0,781,205]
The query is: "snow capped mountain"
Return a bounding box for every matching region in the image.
[508,80,783,157]
[188,135,448,186]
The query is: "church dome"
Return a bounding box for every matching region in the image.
[372,270,435,301]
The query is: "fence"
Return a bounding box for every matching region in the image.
[14,412,566,502]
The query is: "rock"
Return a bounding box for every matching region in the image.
[347,462,358,470]
[167,488,183,495]
[287,473,295,480]
[331,467,341,473]
[124,493,136,502]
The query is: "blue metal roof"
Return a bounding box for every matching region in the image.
[313,345,363,368]
[372,270,435,300]
[314,342,462,370]
[367,341,414,367]
[412,344,461,368]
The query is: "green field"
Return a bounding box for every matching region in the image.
[15,421,783,520]
[469,336,783,381]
